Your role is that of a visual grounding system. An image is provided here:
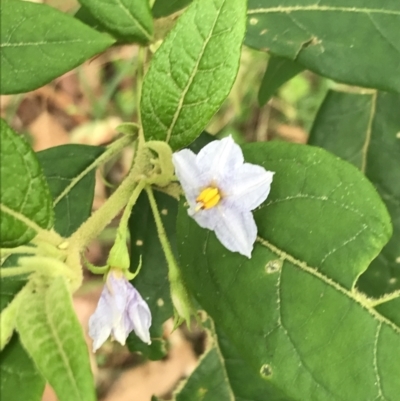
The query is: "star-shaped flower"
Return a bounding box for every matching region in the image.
[89,270,152,351]
[172,135,274,258]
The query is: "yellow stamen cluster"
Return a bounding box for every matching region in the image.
[196,187,221,210]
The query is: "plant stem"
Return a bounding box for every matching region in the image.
[145,186,179,281]
[0,266,35,278]
[68,168,145,251]
[54,134,136,206]
[136,46,146,144]
[0,246,39,257]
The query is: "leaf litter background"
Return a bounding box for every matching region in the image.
[1,1,347,400]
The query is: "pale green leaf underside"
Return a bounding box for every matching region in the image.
[0,120,53,247]
[141,0,246,149]
[0,334,45,401]
[77,0,153,43]
[178,142,399,400]
[309,91,400,297]
[0,1,114,94]
[246,1,400,92]
[16,277,95,401]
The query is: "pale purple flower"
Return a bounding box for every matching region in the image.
[172,135,274,258]
[89,270,152,351]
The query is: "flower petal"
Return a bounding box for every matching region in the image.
[213,206,257,258]
[196,135,244,183]
[172,149,205,204]
[88,289,114,352]
[189,206,219,230]
[223,163,274,211]
[127,291,152,344]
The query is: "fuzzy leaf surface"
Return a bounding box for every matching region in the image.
[37,144,104,237]
[177,142,399,400]
[0,120,53,247]
[309,91,400,297]
[0,334,45,401]
[141,0,246,149]
[246,0,400,92]
[152,0,192,18]
[16,277,95,401]
[0,0,114,94]
[77,0,153,43]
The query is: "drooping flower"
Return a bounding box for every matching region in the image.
[89,270,152,352]
[172,135,274,258]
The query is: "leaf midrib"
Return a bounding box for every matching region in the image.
[256,236,400,334]
[248,6,400,16]
[43,282,82,400]
[111,0,152,39]
[165,0,225,143]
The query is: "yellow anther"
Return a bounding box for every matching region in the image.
[196,187,221,210]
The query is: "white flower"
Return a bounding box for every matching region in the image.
[89,270,152,352]
[172,135,274,258]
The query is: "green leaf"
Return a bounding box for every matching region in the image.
[152,0,192,18]
[127,191,176,359]
[37,144,104,237]
[177,142,399,400]
[0,334,45,401]
[215,324,288,400]
[309,91,400,297]
[141,0,246,149]
[16,276,95,401]
[246,1,400,92]
[258,55,305,106]
[0,0,115,95]
[74,6,107,33]
[0,119,53,247]
[376,298,400,327]
[77,0,153,44]
[173,318,233,401]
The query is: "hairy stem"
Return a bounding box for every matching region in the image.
[54,134,136,207]
[145,186,179,280]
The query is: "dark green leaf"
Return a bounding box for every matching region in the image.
[0,334,45,401]
[258,55,305,106]
[177,142,398,400]
[16,277,96,401]
[173,319,233,401]
[0,119,53,247]
[74,6,106,33]
[215,324,289,400]
[127,191,177,359]
[309,91,400,297]
[152,0,192,18]
[376,298,400,327]
[37,144,104,237]
[77,0,153,44]
[0,1,114,94]
[246,0,400,92]
[141,0,246,149]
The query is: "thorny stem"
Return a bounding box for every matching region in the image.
[369,289,400,307]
